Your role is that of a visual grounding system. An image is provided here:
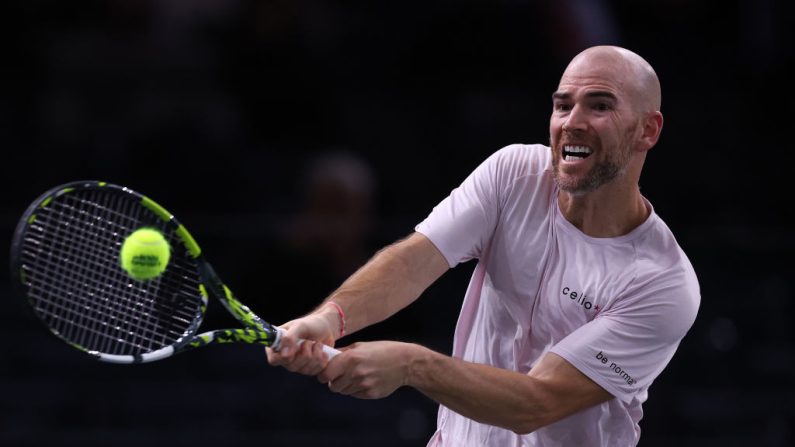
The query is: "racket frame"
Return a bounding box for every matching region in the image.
[10,181,286,364]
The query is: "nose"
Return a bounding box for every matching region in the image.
[561,104,587,133]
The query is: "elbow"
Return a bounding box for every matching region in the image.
[507,414,546,435]
[506,402,556,435]
[510,422,541,436]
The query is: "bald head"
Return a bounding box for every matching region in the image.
[561,46,661,113]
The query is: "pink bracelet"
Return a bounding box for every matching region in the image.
[325,301,346,337]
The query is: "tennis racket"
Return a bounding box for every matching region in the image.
[10,180,340,364]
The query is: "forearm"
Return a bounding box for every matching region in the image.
[405,346,553,434]
[319,232,448,337]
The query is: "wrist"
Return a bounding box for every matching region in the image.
[317,301,346,340]
[403,344,433,389]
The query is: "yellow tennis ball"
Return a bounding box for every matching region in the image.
[120,228,171,280]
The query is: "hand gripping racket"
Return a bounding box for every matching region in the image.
[10,181,340,364]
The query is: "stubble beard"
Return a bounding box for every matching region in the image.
[551,133,635,196]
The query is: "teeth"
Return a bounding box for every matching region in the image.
[564,154,586,161]
[564,145,592,154]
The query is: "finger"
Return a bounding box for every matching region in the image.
[351,389,382,400]
[325,358,363,395]
[274,326,301,357]
[317,348,348,384]
[298,341,330,376]
[294,341,328,375]
[327,374,354,395]
[265,345,294,366]
[312,338,332,364]
[329,374,368,397]
[283,339,316,373]
[266,325,301,366]
[264,347,281,365]
[267,336,315,371]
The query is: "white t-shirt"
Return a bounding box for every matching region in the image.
[415,144,700,447]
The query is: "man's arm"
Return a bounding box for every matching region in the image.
[266,232,449,367]
[324,231,450,335]
[319,343,613,434]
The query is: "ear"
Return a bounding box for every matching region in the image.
[638,111,663,152]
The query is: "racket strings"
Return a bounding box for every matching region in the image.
[27,192,148,351]
[20,190,203,356]
[33,192,195,353]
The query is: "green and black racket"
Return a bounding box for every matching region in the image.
[10,181,340,364]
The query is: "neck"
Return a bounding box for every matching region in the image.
[557,181,649,238]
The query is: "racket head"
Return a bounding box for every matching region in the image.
[10,181,209,363]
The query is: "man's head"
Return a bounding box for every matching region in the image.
[549,46,663,196]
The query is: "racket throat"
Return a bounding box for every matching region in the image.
[197,261,279,343]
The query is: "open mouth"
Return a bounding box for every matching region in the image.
[562,145,593,162]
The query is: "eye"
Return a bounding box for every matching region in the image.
[554,102,572,112]
[593,102,612,112]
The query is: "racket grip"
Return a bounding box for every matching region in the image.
[274,327,341,359]
[320,344,341,359]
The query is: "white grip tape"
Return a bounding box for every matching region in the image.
[274,326,341,359]
[320,344,341,358]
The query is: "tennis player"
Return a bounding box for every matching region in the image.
[267,45,700,446]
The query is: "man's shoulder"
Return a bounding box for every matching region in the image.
[482,144,553,188]
[637,214,695,272]
[490,143,551,171]
[631,215,700,309]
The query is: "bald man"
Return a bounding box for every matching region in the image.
[267,46,700,446]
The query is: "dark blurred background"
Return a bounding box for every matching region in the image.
[1,1,793,446]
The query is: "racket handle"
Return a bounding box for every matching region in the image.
[319,343,341,359]
[274,327,341,359]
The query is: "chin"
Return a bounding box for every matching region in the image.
[553,169,602,195]
[556,182,593,196]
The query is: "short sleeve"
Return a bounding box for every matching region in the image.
[550,268,700,403]
[415,144,545,267]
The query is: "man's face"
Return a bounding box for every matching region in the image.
[549,60,644,195]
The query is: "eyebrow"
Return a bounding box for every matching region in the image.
[551,90,618,101]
